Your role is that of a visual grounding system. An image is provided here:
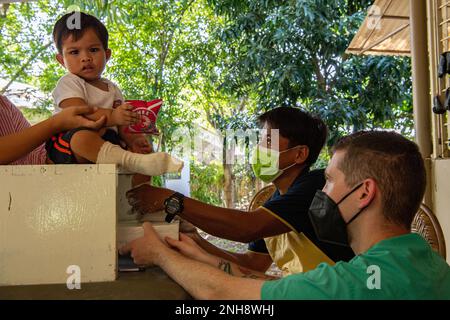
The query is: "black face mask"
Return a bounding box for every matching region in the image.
[308,183,368,247]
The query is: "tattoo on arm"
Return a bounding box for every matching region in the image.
[218,259,277,280]
[218,260,233,275]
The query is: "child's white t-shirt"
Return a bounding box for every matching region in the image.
[52,73,124,113]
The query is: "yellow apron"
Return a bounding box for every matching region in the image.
[259,206,335,276]
[264,230,335,276]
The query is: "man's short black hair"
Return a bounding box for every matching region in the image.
[258,107,328,168]
[53,12,108,54]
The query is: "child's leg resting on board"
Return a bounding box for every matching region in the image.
[71,130,183,176]
[69,129,105,163]
[97,141,183,176]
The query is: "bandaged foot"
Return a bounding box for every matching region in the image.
[97,142,183,176]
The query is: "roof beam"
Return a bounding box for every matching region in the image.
[346,48,410,55]
[360,22,410,55]
[359,0,395,50]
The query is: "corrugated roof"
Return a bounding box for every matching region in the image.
[346,0,410,56]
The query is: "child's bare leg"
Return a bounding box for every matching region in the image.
[70,130,105,163]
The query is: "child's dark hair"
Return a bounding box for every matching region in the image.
[53,12,108,54]
[258,107,328,168]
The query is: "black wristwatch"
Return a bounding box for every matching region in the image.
[164,192,185,223]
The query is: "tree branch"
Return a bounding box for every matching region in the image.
[157,0,196,93]
[0,41,52,95]
[0,3,9,19]
[311,56,326,92]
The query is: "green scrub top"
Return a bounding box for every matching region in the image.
[261,233,450,300]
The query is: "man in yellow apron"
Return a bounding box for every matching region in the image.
[121,130,450,300]
[127,107,354,276]
[249,167,354,276]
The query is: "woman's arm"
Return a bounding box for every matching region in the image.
[0,105,105,164]
[59,98,113,124]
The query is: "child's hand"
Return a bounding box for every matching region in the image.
[128,135,152,154]
[111,103,140,126]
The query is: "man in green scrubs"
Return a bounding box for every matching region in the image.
[121,130,450,299]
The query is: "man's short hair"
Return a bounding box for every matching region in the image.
[258,107,328,168]
[332,130,426,230]
[53,12,108,54]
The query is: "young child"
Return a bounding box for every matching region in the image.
[46,12,183,176]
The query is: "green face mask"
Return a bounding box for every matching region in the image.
[251,145,299,183]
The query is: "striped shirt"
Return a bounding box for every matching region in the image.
[0,95,47,165]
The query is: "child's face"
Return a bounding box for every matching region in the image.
[56,28,111,81]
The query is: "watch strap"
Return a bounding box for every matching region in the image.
[164,192,185,223]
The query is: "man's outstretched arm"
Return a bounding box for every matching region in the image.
[127,185,290,243]
[188,231,274,273]
[164,233,278,281]
[120,223,266,300]
[158,246,266,299]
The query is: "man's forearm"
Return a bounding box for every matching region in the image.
[192,233,272,272]
[214,257,277,280]
[128,185,288,242]
[193,247,276,280]
[194,234,248,265]
[156,246,264,300]
[180,198,254,242]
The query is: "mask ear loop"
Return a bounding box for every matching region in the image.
[336,182,364,205]
[278,145,307,171]
[346,206,367,226]
[336,182,370,226]
[279,144,307,154]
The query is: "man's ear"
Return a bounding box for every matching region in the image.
[359,178,377,208]
[105,49,111,61]
[294,146,309,164]
[56,54,65,67]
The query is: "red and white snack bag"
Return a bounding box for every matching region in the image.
[124,99,163,134]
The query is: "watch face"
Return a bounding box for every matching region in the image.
[166,199,180,214]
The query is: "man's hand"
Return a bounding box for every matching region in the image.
[121,223,265,300]
[110,103,140,126]
[126,184,172,214]
[53,105,107,131]
[128,135,152,154]
[119,222,168,266]
[166,233,218,266]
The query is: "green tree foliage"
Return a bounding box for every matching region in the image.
[0,2,55,95]
[190,161,224,206]
[102,0,208,143]
[1,0,414,142]
[208,0,413,143]
[0,0,415,207]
